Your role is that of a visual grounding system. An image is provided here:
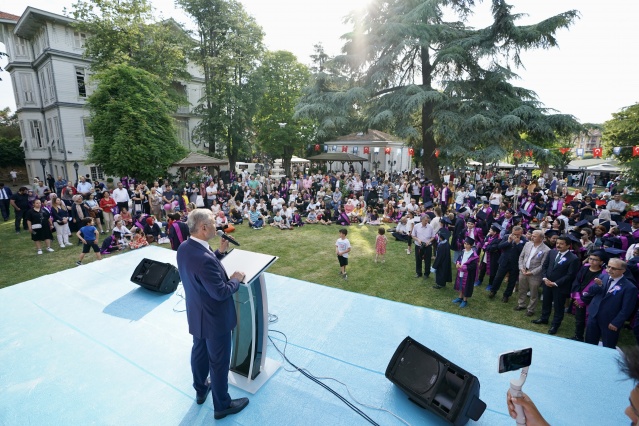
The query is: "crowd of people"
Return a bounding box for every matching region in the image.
[4,165,639,346]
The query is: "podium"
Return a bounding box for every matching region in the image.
[220,249,280,394]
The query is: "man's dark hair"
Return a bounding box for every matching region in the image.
[556,236,570,246]
[620,347,639,383]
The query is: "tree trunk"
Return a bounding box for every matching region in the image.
[420,46,441,186]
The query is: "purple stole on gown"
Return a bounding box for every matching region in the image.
[571,268,608,308]
[454,250,479,295]
[481,235,498,276]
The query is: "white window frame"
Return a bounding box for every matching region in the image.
[29,120,44,149]
[40,69,49,103]
[90,166,104,181]
[19,73,35,104]
[76,67,87,98]
[15,36,28,57]
[82,117,92,139]
[54,117,62,152]
[73,31,87,48]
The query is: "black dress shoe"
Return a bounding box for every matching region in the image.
[548,326,559,335]
[415,274,422,278]
[532,319,548,325]
[196,378,211,405]
[513,306,526,311]
[214,397,249,420]
[488,292,496,299]
[568,335,583,341]
[525,311,534,317]
[432,285,444,289]
[501,296,509,303]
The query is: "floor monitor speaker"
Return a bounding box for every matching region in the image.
[385,336,486,426]
[130,258,180,294]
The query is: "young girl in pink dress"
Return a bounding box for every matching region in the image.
[375,227,388,263]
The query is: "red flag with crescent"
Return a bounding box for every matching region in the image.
[633,146,639,157]
[342,145,347,152]
[408,148,414,156]
[314,144,320,152]
[363,146,370,154]
[559,147,570,154]
[434,149,440,158]
[384,147,391,155]
[593,147,602,158]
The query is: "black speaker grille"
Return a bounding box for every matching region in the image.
[393,344,440,395]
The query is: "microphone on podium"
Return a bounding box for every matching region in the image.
[216,230,240,246]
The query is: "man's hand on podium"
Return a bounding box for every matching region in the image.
[231,271,246,283]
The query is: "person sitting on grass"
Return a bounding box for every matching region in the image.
[76,217,103,266]
[291,209,304,227]
[143,216,163,243]
[100,231,124,255]
[248,204,264,229]
[336,206,350,226]
[120,207,133,227]
[319,207,333,225]
[368,208,381,225]
[306,209,319,224]
[129,227,149,249]
[271,210,283,228]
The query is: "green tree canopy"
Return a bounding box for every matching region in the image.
[177,0,264,170]
[603,103,639,201]
[69,0,191,83]
[255,51,311,175]
[86,64,186,181]
[296,0,581,184]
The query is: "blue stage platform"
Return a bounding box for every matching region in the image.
[0,246,631,425]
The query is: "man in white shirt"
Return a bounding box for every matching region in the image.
[412,215,435,279]
[607,194,627,222]
[76,176,93,198]
[205,181,218,209]
[515,230,550,316]
[111,182,130,212]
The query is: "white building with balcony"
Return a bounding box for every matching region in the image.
[0,7,204,183]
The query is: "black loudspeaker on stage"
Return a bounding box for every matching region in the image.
[130,258,180,294]
[385,336,486,426]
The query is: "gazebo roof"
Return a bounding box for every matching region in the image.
[172,152,228,167]
[307,153,368,162]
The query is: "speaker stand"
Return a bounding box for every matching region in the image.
[228,358,281,394]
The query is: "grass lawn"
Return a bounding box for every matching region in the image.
[1,211,636,346]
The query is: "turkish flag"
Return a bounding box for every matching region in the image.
[363,146,370,154]
[513,150,522,159]
[593,147,602,158]
[434,149,440,158]
[633,146,639,157]
[314,144,320,152]
[384,147,391,155]
[559,148,569,154]
[525,150,533,157]
[342,145,347,152]
[408,148,414,156]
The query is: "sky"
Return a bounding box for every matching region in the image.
[1,0,638,124]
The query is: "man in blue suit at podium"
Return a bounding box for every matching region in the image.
[176,209,249,420]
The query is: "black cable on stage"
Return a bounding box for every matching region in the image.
[268,329,380,426]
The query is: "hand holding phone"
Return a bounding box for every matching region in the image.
[500,348,533,425]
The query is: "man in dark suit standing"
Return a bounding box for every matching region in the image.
[0,183,12,221]
[583,258,638,348]
[533,236,580,334]
[176,209,249,420]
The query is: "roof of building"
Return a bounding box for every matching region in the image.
[14,7,75,38]
[307,153,368,162]
[0,11,21,22]
[172,151,228,167]
[333,130,403,143]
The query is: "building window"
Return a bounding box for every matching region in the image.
[40,70,49,103]
[54,117,62,152]
[19,121,28,151]
[174,118,189,146]
[76,67,87,98]
[90,166,104,181]
[15,36,29,57]
[47,118,54,146]
[82,117,92,138]
[19,73,35,104]
[29,120,44,148]
[73,32,87,48]
[45,65,55,101]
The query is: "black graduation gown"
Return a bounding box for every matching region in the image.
[433,240,453,287]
